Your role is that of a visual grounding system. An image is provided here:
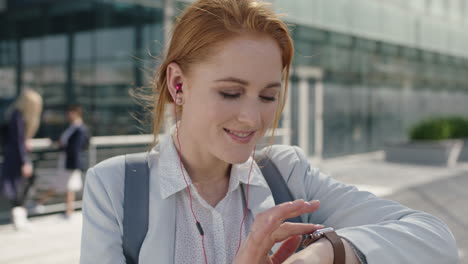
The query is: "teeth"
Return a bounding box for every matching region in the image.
[227,129,251,138]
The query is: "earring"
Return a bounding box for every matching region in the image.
[174,83,183,105]
[175,95,184,105]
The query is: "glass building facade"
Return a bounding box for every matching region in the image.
[289,25,468,157]
[0,0,165,139]
[1,0,468,158]
[279,0,468,157]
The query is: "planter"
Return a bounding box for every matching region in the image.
[384,139,464,167]
[459,138,468,162]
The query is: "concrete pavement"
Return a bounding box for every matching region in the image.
[318,152,468,263]
[0,152,467,263]
[0,213,82,264]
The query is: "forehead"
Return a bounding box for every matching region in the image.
[189,33,283,84]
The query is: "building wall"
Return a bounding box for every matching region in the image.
[286,12,468,157]
[275,0,468,58]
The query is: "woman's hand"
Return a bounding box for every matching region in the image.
[22,163,33,178]
[233,199,322,264]
[25,138,32,152]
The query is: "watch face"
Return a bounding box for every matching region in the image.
[302,227,334,247]
[315,227,334,236]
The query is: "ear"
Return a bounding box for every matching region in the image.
[166,62,185,103]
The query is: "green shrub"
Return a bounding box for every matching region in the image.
[450,117,468,138]
[410,117,468,141]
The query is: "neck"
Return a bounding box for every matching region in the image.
[171,126,230,186]
[71,118,83,126]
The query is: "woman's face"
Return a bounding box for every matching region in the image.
[180,33,283,164]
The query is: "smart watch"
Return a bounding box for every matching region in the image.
[302,227,346,264]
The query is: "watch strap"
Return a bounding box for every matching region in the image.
[323,231,346,264]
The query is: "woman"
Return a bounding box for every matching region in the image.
[80,0,458,263]
[0,89,43,230]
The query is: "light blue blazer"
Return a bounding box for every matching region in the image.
[80,136,458,264]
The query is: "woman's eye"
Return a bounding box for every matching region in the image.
[260,96,276,102]
[219,91,276,102]
[219,92,240,99]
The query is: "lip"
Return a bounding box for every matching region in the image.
[224,128,256,144]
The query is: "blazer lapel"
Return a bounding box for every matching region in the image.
[138,150,177,264]
[245,183,276,219]
[242,163,276,220]
[242,168,278,255]
[145,193,176,263]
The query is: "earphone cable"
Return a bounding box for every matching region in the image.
[173,97,254,263]
[174,102,209,264]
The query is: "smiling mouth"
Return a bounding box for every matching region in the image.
[224,128,256,143]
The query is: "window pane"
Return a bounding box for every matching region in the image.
[96,27,134,59]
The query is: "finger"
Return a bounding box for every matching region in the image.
[252,200,320,237]
[269,200,320,224]
[270,235,302,264]
[271,223,324,243]
[248,200,321,256]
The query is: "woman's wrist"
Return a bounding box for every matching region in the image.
[310,238,335,263]
[282,238,333,264]
[282,237,360,264]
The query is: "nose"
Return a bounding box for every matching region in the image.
[237,100,261,128]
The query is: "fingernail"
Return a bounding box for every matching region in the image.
[293,199,305,205]
[309,200,319,205]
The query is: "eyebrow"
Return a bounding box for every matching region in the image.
[214,77,281,89]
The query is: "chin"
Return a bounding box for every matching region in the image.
[220,147,255,165]
[228,156,251,165]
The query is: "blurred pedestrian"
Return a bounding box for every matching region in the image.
[0,89,42,230]
[37,104,89,218]
[58,104,88,217]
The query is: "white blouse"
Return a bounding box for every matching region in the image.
[171,170,253,264]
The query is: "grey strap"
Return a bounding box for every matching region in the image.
[258,156,303,223]
[123,153,150,264]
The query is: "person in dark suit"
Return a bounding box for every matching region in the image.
[35,104,89,218]
[55,105,89,218]
[0,89,43,229]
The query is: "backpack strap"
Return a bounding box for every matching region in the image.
[123,153,150,264]
[123,152,302,264]
[257,155,303,223]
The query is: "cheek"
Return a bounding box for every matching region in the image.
[186,93,235,127]
[262,102,278,125]
[210,99,239,123]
